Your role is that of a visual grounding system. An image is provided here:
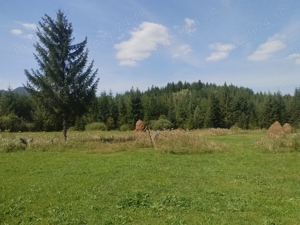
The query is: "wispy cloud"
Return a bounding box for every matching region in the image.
[184,18,196,35]
[206,43,236,61]
[286,53,300,65]
[114,22,169,66]
[172,44,192,58]
[11,29,22,36]
[21,23,37,30]
[248,35,286,61]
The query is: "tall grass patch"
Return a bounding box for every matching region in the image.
[254,133,300,152]
[0,130,229,154]
[155,130,228,154]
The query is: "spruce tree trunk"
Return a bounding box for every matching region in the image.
[62,115,68,142]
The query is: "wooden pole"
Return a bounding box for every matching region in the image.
[133,127,147,146]
[147,127,156,148]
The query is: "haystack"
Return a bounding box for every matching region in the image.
[283,123,293,134]
[267,121,284,138]
[135,120,145,132]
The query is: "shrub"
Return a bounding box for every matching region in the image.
[106,117,116,131]
[153,119,173,131]
[74,117,86,131]
[119,124,132,131]
[0,114,27,132]
[25,123,35,132]
[85,122,107,131]
[68,126,75,131]
[147,120,157,129]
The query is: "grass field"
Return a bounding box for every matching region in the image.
[0,129,300,224]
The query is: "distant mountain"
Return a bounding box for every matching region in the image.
[13,87,28,95]
[0,87,28,95]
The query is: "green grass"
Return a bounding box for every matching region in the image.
[1,130,300,224]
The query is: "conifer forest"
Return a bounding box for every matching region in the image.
[1,80,299,132]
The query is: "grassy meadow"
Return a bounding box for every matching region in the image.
[0,129,300,224]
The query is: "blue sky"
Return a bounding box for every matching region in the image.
[1,0,300,95]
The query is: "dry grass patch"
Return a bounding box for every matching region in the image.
[0,130,229,155]
[254,133,300,152]
[154,130,228,154]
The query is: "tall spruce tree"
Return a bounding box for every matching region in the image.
[24,10,99,141]
[130,88,143,127]
[291,88,300,127]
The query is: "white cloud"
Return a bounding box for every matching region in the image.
[21,23,37,30]
[114,22,169,66]
[184,18,196,35]
[172,44,192,58]
[287,53,300,65]
[206,43,236,61]
[11,29,22,35]
[286,53,300,59]
[248,35,286,61]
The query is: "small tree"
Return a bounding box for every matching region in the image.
[24,10,99,141]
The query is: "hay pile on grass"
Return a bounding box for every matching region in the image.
[135,120,145,132]
[283,123,293,134]
[267,121,284,138]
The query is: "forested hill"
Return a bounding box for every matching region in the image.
[0,80,299,132]
[102,80,299,130]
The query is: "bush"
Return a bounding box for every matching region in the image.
[0,114,27,132]
[25,123,35,132]
[106,117,116,131]
[85,122,107,131]
[119,124,132,131]
[68,126,75,131]
[74,117,86,131]
[153,119,173,131]
[147,120,157,129]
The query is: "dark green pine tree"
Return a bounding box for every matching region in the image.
[130,88,143,127]
[107,90,118,130]
[204,93,221,128]
[98,91,109,123]
[219,83,235,128]
[291,87,300,127]
[24,10,99,141]
[192,105,203,129]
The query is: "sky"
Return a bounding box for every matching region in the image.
[0,0,300,95]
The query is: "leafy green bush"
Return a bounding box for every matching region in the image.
[106,117,116,131]
[68,126,75,131]
[25,123,35,132]
[147,120,157,129]
[0,114,27,132]
[153,119,173,130]
[119,124,132,131]
[85,122,107,131]
[74,117,86,131]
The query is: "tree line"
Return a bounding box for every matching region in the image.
[0,80,299,132]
